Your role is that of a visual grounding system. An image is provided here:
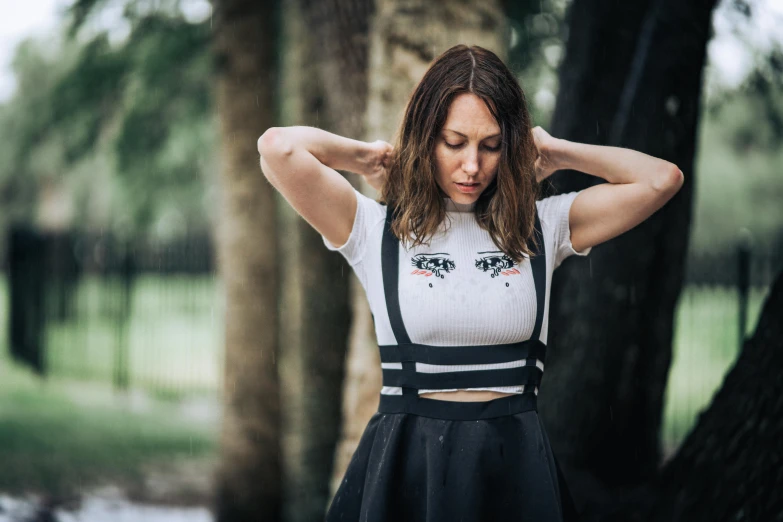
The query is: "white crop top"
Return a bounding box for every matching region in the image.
[322,188,591,396]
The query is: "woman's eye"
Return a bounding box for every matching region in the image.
[444,141,500,152]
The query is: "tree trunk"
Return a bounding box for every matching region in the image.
[540,0,717,515]
[589,268,783,521]
[643,267,783,521]
[328,0,510,495]
[212,1,282,520]
[277,1,372,521]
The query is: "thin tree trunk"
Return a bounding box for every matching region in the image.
[278,1,372,521]
[328,0,510,496]
[541,0,717,515]
[212,1,282,520]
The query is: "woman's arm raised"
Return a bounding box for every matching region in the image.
[532,126,684,253]
[257,126,392,248]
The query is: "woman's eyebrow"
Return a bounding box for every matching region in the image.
[443,128,501,140]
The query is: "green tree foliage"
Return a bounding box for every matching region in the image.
[503,0,570,126]
[692,46,783,255]
[0,11,215,240]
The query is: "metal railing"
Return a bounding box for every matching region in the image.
[2,226,780,457]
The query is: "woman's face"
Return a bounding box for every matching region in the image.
[433,92,502,205]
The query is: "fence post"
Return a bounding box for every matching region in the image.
[7,226,47,374]
[737,231,751,351]
[113,237,136,392]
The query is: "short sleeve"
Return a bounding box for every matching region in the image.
[536,190,592,269]
[321,188,384,267]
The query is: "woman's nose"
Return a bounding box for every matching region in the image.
[462,148,479,175]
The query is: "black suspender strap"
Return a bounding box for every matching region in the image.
[527,208,547,393]
[381,205,411,345]
[529,208,546,343]
[381,205,416,402]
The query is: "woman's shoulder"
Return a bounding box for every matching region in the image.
[353,187,387,225]
[535,190,591,265]
[535,191,580,223]
[321,187,386,266]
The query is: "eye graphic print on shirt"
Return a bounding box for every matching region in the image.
[474,251,521,279]
[410,253,456,279]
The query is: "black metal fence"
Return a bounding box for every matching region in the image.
[683,240,782,350]
[1,224,781,454]
[3,225,222,395]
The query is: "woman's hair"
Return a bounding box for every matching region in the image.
[379,44,541,264]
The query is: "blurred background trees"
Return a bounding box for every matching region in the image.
[211,0,281,521]
[0,9,216,245]
[277,0,370,520]
[0,0,781,520]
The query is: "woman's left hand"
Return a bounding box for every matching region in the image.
[531,126,562,182]
[362,139,393,191]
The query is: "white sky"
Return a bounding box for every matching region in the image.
[0,0,68,101]
[0,0,781,103]
[707,0,783,89]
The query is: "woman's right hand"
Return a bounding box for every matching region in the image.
[362,140,393,191]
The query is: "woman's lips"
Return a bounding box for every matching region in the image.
[455,182,479,193]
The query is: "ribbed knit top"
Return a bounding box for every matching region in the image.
[322,188,591,395]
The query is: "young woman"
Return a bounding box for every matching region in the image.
[258,44,682,522]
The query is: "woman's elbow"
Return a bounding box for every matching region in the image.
[258,127,294,159]
[258,128,295,185]
[670,165,685,191]
[651,164,684,197]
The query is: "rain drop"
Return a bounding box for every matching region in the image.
[665,95,680,116]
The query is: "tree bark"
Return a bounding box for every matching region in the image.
[589,268,783,521]
[212,1,282,520]
[643,267,783,521]
[328,0,511,496]
[277,1,372,521]
[540,0,718,516]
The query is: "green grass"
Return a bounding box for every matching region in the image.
[661,284,770,457]
[0,355,218,498]
[0,275,221,498]
[41,275,225,394]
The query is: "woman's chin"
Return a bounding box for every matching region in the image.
[450,188,482,202]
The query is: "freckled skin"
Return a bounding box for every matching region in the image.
[433,93,502,206]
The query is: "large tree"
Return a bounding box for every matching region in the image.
[538,0,718,516]
[212,0,282,520]
[277,0,372,520]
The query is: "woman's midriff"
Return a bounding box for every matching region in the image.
[419,390,516,402]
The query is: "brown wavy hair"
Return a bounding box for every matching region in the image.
[378,44,541,264]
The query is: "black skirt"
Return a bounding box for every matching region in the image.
[325,393,579,522]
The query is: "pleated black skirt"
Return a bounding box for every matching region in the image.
[325,393,579,522]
